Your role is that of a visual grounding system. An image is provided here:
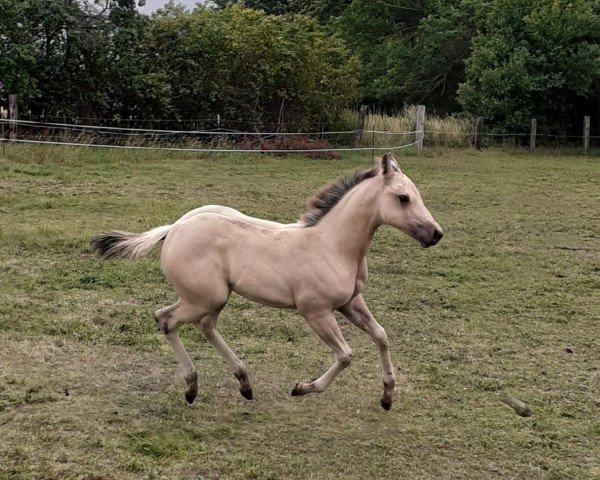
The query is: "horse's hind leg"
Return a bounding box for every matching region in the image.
[154,302,203,404]
[338,294,396,410]
[198,312,253,400]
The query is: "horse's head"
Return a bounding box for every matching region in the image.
[376,153,443,248]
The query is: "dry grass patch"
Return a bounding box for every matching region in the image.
[339,106,472,148]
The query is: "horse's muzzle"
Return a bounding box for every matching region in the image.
[420,228,444,248]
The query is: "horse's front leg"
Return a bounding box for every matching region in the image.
[291,311,352,396]
[338,294,396,410]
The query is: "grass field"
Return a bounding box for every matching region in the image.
[1,146,599,479]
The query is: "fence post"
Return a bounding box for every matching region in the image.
[415,105,426,152]
[1,107,5,156]
[370,120,376,163]
[583,116,590,151]
[8,94,18,143]
[352,105,368,148]
[530,118,537,152]
[474,116,483,150]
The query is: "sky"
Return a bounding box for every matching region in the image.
[138,0,199,14]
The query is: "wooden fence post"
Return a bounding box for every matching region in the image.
[530,118,537,152]
[8,94,18,143]
[1,107,5,156]
[583,116,590,151]
[370,120,376,163]
[415,105,426,152]
[474,116,483,150]
[352,105,368,148]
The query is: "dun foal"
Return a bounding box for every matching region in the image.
[91,153,443,410]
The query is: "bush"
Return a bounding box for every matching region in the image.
[144,5,360,131]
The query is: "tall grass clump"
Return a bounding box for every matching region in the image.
[339,106,473,148]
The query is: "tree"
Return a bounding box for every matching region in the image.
[458,0,600,133]
[212,0,291,15]
[336,0,481,113]
[0,0,61,108]
[0,0,166,120]
[212,0,351,22]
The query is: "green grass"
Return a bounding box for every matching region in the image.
[1,145,599,479]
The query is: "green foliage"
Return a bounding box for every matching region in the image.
[2,0,599,133]
[214,0,351,22]
[336,0,480,114]
[0,0,64,106]
[144,5,359,128]
[0,0,153,117]
[459,0,600,132]
[0,1,358,129]
[336,0,599,129]
[289,0,351,22]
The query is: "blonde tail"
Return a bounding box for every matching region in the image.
[90,225,171,260]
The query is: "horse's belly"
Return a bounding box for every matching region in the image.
[231,264,296,309]
[232,285,296,309]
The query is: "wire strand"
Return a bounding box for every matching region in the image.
[2,119,419,137]
[0,138,420,153]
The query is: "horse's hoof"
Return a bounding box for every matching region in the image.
[240,388,253,400]
[291,383,302,396]
[380,399,392,411]
[185,391,197,404]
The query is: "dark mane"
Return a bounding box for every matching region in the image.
[300,167,379,227]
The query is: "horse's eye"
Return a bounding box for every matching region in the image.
[398,194,410,204]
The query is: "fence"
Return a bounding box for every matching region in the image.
[1,97,598,155]
[0,118,420,157]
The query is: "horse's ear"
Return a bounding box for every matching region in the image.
[380,153,400,176]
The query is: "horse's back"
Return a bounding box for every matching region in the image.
[174,204,300,230]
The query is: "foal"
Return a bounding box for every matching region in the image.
[91,153,443,410]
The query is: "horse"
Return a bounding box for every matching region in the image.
[91,153,443,410]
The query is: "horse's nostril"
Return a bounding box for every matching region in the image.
[433,229,444,243]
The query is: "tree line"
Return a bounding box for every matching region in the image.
[1,0,598,134]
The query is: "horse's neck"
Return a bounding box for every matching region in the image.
[316,179,380,261]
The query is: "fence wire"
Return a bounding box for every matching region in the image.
[0,119,421,154]
[1,118,597,153]
[1,138,421,153]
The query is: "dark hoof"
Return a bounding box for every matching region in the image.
[240,388,253,400]
[291,383,302,396]
[380,399,392,411]
[185,391,197,404]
